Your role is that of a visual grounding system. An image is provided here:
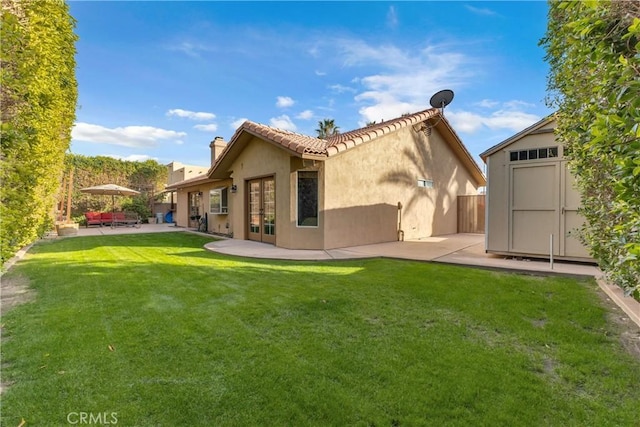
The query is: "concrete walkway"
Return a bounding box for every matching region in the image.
[65,227,639,328]
[75,223,184,236]
[204,234,600,276]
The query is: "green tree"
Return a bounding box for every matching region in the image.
[1,0,78,264]
[315,118,340,139]
[541,0,640,297]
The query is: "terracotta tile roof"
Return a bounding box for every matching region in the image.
[211,107,484,186]
[241,121,330,156]
[237,108,440,158]
[323,108,439,156]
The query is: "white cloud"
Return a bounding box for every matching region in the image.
[356,92,421,124]
[317,98,336,111]
[329,39,475,124]
[166,109,216,121]
[270,115,297,131]
[465,5,499,16]
[445,111,486,133]
[484,110,540,130]
[447,109,540,134]
[310,37,541,138]
[504,100,536,110]
[194,123,218,132]
[276,96,295,108]
[166,41,215,58]
[296,110,314,120]
[315,70,327,76]
[308,45,320,58]
[387,6,398,29]
[329,84,357,94]
[338,39,413,68]
[451,100,540,133]
[231,118,248,130]
[72,122,186,148]
[476,99,500,109]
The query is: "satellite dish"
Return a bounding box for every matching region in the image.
[429,89,454,111]
[413,89,454,136]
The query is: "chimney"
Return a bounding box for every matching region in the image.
[209,136,227,166]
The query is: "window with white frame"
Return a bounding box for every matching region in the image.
[209,187,228,214]
[297,171,318,227]
[417,179,434,188]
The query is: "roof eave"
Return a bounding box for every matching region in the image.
[165,176,217,191]
[437,118,486,187]
[301,152,327,160]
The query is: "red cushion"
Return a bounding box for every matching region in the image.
[85,212,101,221]
[101,212,113,221]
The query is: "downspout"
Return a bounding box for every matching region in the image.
[397,201,404,241]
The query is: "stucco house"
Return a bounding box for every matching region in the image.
[162,137,231,231]
[166,108,485,250]
[154,161,210,223]
[480,115,592,261]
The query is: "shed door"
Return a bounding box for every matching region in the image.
[509,162,589,258]
[509,163,560,255]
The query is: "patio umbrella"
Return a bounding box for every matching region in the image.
[80,184,140,227]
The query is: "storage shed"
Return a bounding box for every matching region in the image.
[480,116,592,261]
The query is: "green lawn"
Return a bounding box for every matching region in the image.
[1,233,639,426]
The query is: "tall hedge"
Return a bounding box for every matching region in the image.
[1,0,78,264]
[65,154,168,219]
[541,0,639,296]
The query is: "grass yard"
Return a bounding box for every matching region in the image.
[1,233,639,426]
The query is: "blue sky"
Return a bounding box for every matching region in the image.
[69,1,552,168]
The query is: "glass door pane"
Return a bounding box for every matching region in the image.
[263,178,275,236]
[248,180,261,238]
[246,177,275,244]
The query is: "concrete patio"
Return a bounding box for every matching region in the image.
[74,222,184,236]
[204,233,597,275]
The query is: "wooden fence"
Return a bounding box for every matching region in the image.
[457,195,485,234]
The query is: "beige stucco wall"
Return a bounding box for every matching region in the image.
[167,162,208,185]
[164,162,209,207]
[175,189,189,227]
[206,126,479,250]
[207,180,233,234]
[226,137,325,249]
[322,126,478,249]
[173,179,231,233]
